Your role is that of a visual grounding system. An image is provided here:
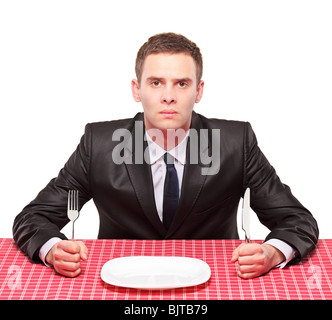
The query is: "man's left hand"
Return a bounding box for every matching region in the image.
[231,243,285,279]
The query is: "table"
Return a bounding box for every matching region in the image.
[0,238,331,300]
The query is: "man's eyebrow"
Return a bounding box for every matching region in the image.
[145,76,164,82]
[145,76,194,83]
[175,77,193,83]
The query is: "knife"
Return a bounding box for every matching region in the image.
[241,188,250,243]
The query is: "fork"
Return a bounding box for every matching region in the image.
[67,190,80,240]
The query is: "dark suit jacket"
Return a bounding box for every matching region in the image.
[13,112,319,263]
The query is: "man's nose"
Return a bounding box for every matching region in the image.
[161,86,177,105]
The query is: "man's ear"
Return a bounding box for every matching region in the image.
[195,80,204,103]
[131,79,141,102]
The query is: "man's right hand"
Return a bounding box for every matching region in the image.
[45,240,88,277]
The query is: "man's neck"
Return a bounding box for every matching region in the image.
[146,127,188,151]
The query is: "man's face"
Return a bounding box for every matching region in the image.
[132,53,204,133]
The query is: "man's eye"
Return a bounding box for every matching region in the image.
[152,81,160,87]
[178,82,187,88]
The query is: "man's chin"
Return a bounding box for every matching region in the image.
[147,120,183,132]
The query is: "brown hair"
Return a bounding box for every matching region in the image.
[135,32,203,86]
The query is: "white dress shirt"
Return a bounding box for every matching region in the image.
[39,130,296,268]
[145,130,188,222]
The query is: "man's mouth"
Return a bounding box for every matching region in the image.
[160,110,178,118]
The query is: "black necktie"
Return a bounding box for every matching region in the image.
[162,153,179,230]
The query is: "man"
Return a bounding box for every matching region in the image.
[13,33,318,279]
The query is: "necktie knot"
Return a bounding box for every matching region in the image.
[163,153,175,167]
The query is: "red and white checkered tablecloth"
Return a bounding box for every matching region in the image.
[0,238,331,300]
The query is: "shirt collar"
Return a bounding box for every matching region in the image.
[145,130,189,165]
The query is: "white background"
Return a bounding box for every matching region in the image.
[1,0,331,240]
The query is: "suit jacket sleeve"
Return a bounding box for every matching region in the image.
[12,124,93,262]
[244,122,319,262]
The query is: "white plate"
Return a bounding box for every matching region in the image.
[101,256,211,290]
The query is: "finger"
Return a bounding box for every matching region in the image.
[59,241,88,261]
[77,241,88,260]
[53,260,81,277]
[64,269,81,278]
[57,240,81,254]
[231,243,246,262]
[237,269,258,280]
[238,263,262,275]
[54,249,81,263]
[238,253,264,266]
[58,267,81,278]
[59,261,81,272]
[231,249,238,263]
[238,243,263,257]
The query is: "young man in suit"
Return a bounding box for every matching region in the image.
[13,33,318,279]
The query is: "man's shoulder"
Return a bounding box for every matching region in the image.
[86,112,143,133]
[193,112,249,131]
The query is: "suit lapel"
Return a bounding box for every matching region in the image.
[167,112,211,237]
[124,116,166,237]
